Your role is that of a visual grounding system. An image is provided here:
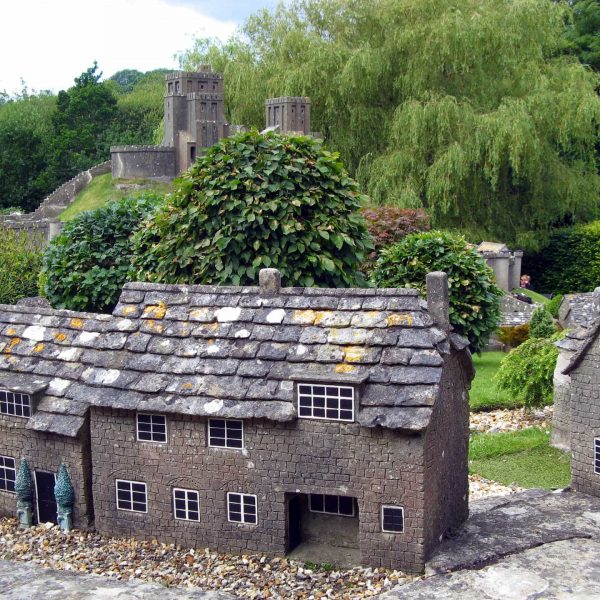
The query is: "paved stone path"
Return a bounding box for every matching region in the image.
[381,489,600,599]
[0,559,234,599]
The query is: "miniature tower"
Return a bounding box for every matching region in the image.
[265,97,312,134]
[163,65,229,172]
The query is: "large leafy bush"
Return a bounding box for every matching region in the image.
[132,131,372,287]
[523,222,600,294]
[0,228,43,304]
[41,194,162,312]
[371,231,503,353]
[495,332,564,409]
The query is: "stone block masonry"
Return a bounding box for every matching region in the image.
[91,407,429,572]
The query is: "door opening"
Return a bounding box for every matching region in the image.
[35,471,57,524]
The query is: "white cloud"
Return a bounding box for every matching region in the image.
[0,0,237,93]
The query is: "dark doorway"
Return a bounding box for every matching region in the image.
[35,471,57,524]
[190,145,196,163]
[288,494,302,552]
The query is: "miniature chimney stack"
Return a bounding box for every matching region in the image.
[259,268,282,296]
[426,272,450,331]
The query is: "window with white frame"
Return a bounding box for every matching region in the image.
[227,492,257,524]
[115,480,147,513]
[595,438,600,475]
[208,419,243,449]
[136,413,167,443]
[309,494,355,517]
[0,456,16,493]
[173,488,200,521]
[381,505,404,533]
[0,390,31,418]
[297,384,354,422]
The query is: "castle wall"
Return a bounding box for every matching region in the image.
[0,414,93,528]
[110,146,176,180]
[90,408,429,573]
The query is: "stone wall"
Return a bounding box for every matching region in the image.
[0,414,93,528]
[90,407,429,573]
[423,352,470,557]
[0,160,111,246]
[110,146,176,180]
[570,335,600,497]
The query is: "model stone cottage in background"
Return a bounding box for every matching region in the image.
[0,269,474,573]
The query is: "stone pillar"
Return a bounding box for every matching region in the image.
[47,220,63,242]
[426,271,450,332]
[551,340,576,451]
[259,268,282,296]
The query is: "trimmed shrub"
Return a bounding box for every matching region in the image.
[529,306,556,339]
[132,131,373,287]
[523,222,600,294]
[497,324,530,348]
[547,294,564,319]
[371,230,503,353]
[41,194,162,313]
[0,228,43,304]
[495,332,564,409]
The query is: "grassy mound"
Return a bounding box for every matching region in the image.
[60,173,171,221]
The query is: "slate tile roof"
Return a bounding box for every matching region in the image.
[0,274,470,434]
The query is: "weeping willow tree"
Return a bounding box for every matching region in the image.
[178,0,600,243]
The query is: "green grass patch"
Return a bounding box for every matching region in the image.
[470,351,520,411]
[469,428,571,489]
[60,174,171,222]
[512,287,549,304]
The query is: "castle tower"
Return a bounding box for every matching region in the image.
[163,65,229,172]
[265,97,312,134]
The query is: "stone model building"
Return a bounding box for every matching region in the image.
[111,65,229,180]
[0,270,473,573]
[111,67,316,181]
[476,242,523,293]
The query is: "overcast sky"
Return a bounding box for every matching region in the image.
[1,0,278,94]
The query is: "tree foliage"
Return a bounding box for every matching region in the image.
[132,130,372,287]
[566,0,600,71]
[41,194,162,313]
[522,220,600,294]
[179,0,600,243]
[0,228,43,304]
[495,332,564,409]
[370,230,503,353]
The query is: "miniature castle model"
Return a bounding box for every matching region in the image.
[0,270,473,573]
[476,242,523,292]
[110,67,314,180]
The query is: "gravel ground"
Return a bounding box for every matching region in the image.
[470,406,553,434]
[0,407,540,598]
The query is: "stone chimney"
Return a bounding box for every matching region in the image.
[259,268,282,296]
[426,272,450,331]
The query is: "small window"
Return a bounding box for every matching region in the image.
[310,494,355,517]
[173,488,200,521]
[0,456,16,493]
[297,384,354,422]
[382,505,404,533]
[116,479,147,513]
[0,390,31,418]
[208,419,243,449]
[595,438,600,475]
[136,413,167,443]
[227,492,257,524]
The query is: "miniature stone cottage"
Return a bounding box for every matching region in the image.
[0,270,473,573]
[562,288,600,496]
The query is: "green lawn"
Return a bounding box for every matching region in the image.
[512,287,549,304]
[60,174,172,221]
[469,428,571,489]
[470,351,520,411]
